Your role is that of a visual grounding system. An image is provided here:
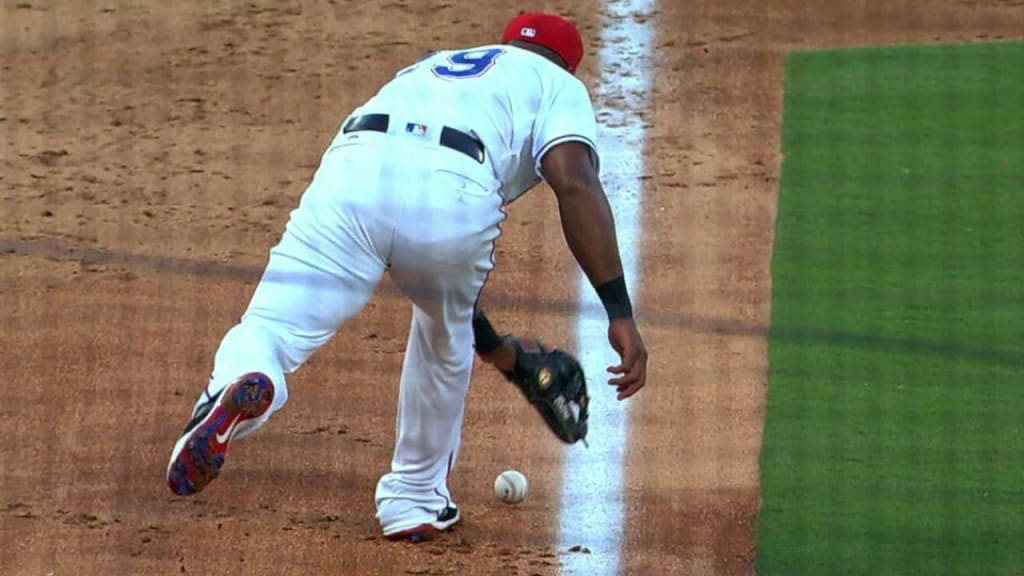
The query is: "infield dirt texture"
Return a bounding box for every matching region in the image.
[1,2,1022,575]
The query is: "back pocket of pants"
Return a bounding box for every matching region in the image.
[433,168,498,201]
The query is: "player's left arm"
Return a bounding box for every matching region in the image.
[473,309,515,371]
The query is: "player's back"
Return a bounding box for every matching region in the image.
[348,44,597,200]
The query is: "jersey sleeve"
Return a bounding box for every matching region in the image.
[531,77,600,178]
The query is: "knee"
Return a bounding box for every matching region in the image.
[213,324,291,410]
[218,320,296,369]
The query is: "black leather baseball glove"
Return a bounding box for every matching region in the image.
[502,337,589,445]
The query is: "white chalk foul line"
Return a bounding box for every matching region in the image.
[559,1,657,575]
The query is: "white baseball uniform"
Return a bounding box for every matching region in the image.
[198,43,599,534]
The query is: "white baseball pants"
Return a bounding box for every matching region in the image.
[198,126,504,533]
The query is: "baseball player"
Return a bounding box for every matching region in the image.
[166,12,648,541]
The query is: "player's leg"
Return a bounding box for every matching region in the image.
[375,262,493,538]
[167,152,390,496]
[375,165,504,538]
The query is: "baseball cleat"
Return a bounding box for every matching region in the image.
[383,506,461,543]
[166,372,274,496]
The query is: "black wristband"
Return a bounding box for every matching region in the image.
[472,310,505,355]
[596,276,633,320]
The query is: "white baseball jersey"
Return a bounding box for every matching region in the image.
[346,43,601,203]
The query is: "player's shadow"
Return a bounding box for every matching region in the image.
[5,237,1022,370]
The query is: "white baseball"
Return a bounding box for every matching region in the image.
[494,469,529,504]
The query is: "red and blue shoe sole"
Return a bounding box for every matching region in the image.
[166,373,274,496]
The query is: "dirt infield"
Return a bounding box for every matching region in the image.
[2,1,1020,575]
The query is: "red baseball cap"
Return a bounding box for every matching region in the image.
[501,13,584,73]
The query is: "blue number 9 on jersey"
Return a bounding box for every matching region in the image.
[432,48,505,79]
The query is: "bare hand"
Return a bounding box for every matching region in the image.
[606,317,647,400]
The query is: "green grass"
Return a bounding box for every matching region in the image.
[758,42,1024,576]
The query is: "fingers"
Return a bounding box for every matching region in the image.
[615,364,646,399]
[604,321,648,400]
[605,341,634,376]
[605,347,647,400]
[616,380,645,400]
[608,364,641,388]
[602,360,634,383]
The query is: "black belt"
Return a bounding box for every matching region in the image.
[342,114,485,164]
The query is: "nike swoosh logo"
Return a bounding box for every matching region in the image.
[215,413,243,445]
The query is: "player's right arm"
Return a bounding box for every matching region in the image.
[542,143,622,295]
[541,143,648,400]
